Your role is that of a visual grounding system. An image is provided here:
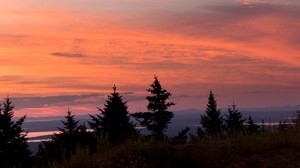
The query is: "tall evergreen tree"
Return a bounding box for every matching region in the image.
[133,76,175,139]
[200,91,223,135]
[224,102,246,134]
[0,97,31,168]
[89,85,136,144]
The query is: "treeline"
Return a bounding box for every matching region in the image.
[0,76,298,167]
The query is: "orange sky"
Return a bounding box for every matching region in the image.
[1,0,300,117]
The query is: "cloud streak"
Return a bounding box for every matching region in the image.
[51,52,86,58]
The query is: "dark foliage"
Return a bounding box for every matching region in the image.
[58,108,80,133]
[88,86,137,144]
[0,97,31,168]
[292,110,300,125]
[245,116,260,135]
[36,109,96,165]
[132,76,175,139]
[48,126,300,168]
[224,103,246,134]
[196,127,206,139]
[278,120,289,131]
[172,127,190,141]
[200,91,223,135]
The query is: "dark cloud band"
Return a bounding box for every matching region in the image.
[51,52,86,58]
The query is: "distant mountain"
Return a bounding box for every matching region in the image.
[240,105,300,112]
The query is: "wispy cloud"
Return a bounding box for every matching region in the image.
[11,94,101,109]
[51,52,86,58]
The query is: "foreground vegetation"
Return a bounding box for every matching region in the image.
[48,126,300,168]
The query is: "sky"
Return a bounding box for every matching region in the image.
[0,0,300,117]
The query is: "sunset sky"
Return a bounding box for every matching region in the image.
[1,0,300,117]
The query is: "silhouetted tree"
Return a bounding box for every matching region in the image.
[200,91,223,135]
[58,108,80,134]
[133,76,175,139]
[292,109,300,125]
[196,127,206,139]
[224,102,246,135]
[245,116,259,135]
[172,127,190,142]
[36,109,95,165]
[54,108,93,153]
[278,120,288,131]
[89,85,136,144]
[0,97,31,168]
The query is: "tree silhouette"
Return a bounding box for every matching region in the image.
[172,127,190,141]
[200,91,223,135]
[133,76,175,139]
[292,109,300,125]
[58,108,80,134]
[37,109,95,164]
[224,102,246,135]
[0,97,31,168]
[89,85,136,144]
[245,116,260,135]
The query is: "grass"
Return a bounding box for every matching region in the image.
[47,126,300,168]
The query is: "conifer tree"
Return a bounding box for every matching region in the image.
[133,76,175,139]
[224,102,246,134]
[172,127,190,141]
[89,85,136,144]
[37,109,95,164]
[58,108,80,134]
[246,116,260,134]
[54,108,90,157]
[200,91,223,135]
[0,97,31,167]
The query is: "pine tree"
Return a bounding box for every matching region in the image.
[200,90,223,135]
[89,85,136,144]
[133,76,175,139]
[58,108,80,134]
[0,97,31,167]
[37,109,95,164]
[172,127,190,141]
[246,116,259,135]
[54,108,91,158]
[224,102,246,134]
